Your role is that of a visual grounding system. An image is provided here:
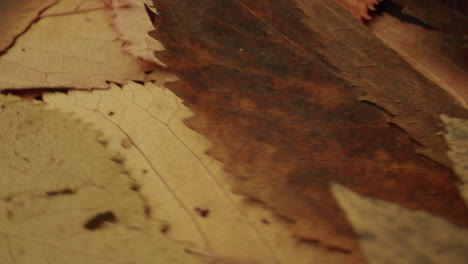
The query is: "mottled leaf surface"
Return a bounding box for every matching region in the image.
[149,0,468,256]
[0,94,203,264]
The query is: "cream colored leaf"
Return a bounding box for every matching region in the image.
[0,0,155,90]
[332,184,468,264]
[0,0,58,52]
[442,115,468,204]
[109,0,165,65]
[43,79,350,264]
[0,94,204,264]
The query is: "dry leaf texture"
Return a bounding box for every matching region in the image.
[109,0,165,65]
[332,184,468,264]
[369,12,468,108]
[443,115,468,205]
[334,0,380,20]
[44,80,353,264]
[0,0,58,53]
[0,0,155,90]
[0,94,204,264]
[149,0,468,254]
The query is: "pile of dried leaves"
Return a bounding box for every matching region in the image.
[0,0,467,263]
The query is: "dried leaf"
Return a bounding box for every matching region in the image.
[148,0,468,254]
[0,0,155,90]
[442,115,468,204]
[334,0,380,20]
[0,0,58,53]
[109,0,165,65]
[332,184,468,264]
[0,94,203,264]
[369,13,468,108]
[392,0,468,48]
[43,80,353,264]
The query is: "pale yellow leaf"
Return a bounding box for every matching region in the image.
[0,0,155,90]
[44,79,351,264]
[0,94,204,264]
[442,115,468,204]
[109,0,165,65]
[332,184,468,264]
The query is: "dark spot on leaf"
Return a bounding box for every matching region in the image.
[325,246,352,254]
[84,211,118,230]
[21,48,26,52]
[195,207,210,218]
[45,188,75,197]
[261,218,270,224]
[0,105,5,110]
[144,206,152,217]
[142,169,148,174]
[160,224,170,233]
[108,111,114,116]
[130,183,141,191]
[111,156,125,164]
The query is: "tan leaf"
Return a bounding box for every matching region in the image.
[334,0,380,20]
[442,115,468,204]
[0,0,155,90]
[369,14,468,109]
[0,94,204,264]
[0,0,58,53]
[43,80,352,264]
[332,184,468,264]
[109,0,165,65]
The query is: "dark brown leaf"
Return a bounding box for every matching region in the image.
[148,0,468,259]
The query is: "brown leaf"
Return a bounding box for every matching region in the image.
[0,0,58,53]
[0,0,155,90]
[44,80,352,264]
[369,13,468,108]
[148,0,468,256]
[334,0,380,20]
